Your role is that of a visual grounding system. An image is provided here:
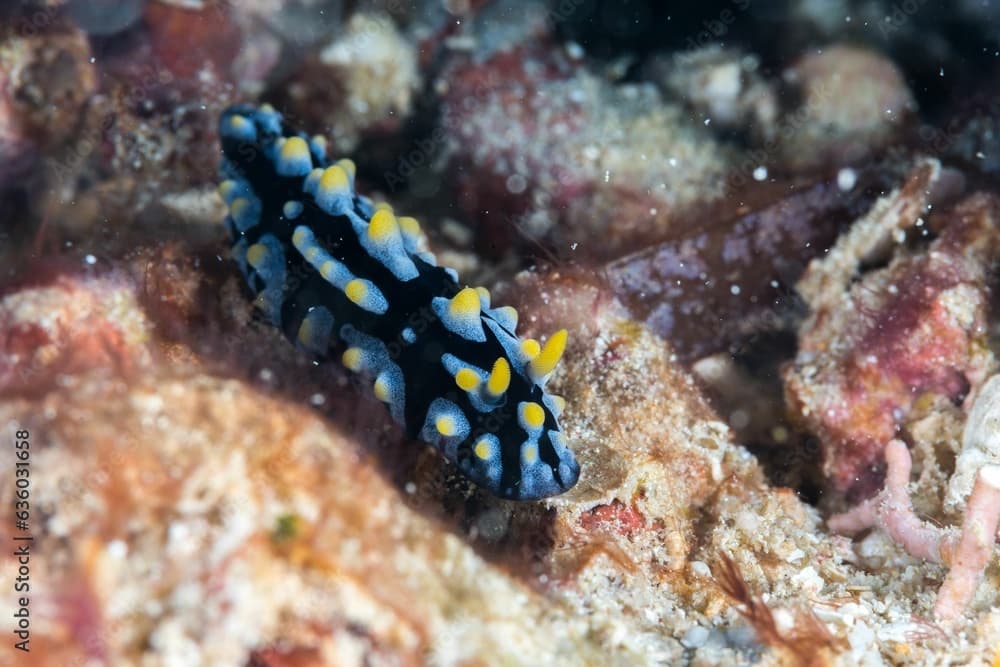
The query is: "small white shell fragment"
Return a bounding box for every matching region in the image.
[946,374,1000,512]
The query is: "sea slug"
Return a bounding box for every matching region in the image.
[217,104,580,500]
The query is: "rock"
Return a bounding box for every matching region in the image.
[785,161,998,497]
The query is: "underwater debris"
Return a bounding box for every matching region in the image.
[948,375,1000,513]
[786,156,1000,621]
[714,553,845,667]
[607,168,891,361]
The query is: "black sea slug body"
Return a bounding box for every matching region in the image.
[217,104,580,500]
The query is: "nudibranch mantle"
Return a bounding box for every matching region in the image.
[218,104,580,500]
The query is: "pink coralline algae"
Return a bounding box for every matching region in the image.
[785,161,996,498]
[828,439,1000,622]
[0,268,153,396]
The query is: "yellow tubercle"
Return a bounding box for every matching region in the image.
[399,216,421,236]
[486,357,511,397]
[319,260,339,282]
[319,165,350,194]
[475,286,491,307]
[368,209,400,244]
[495,306,518,329]
[292,227,309,248]
[436,416,456,437]
[246,243,268,269]
[474,439,491,460]
[373,376,390,402]
[455,368,481,392]
[529,329,567,380]
[280,136,310,161]
[296,318,313,345]
[523,444,538,464]
[229,197,249,217]
[345,280,368,305]
[374,201,394,213]
[520,338,541,360]
[450,287,481,318]
[523,402,545,429]
[218,179,237,199]
[342,347,363,372]
[336,158,356,178]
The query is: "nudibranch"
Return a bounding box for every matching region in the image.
[217,104,580,500]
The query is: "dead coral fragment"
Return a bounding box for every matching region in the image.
[650,46,778,136]
[947,375,1000,512]
[828,440,1000,621]
[784,163,996,497]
